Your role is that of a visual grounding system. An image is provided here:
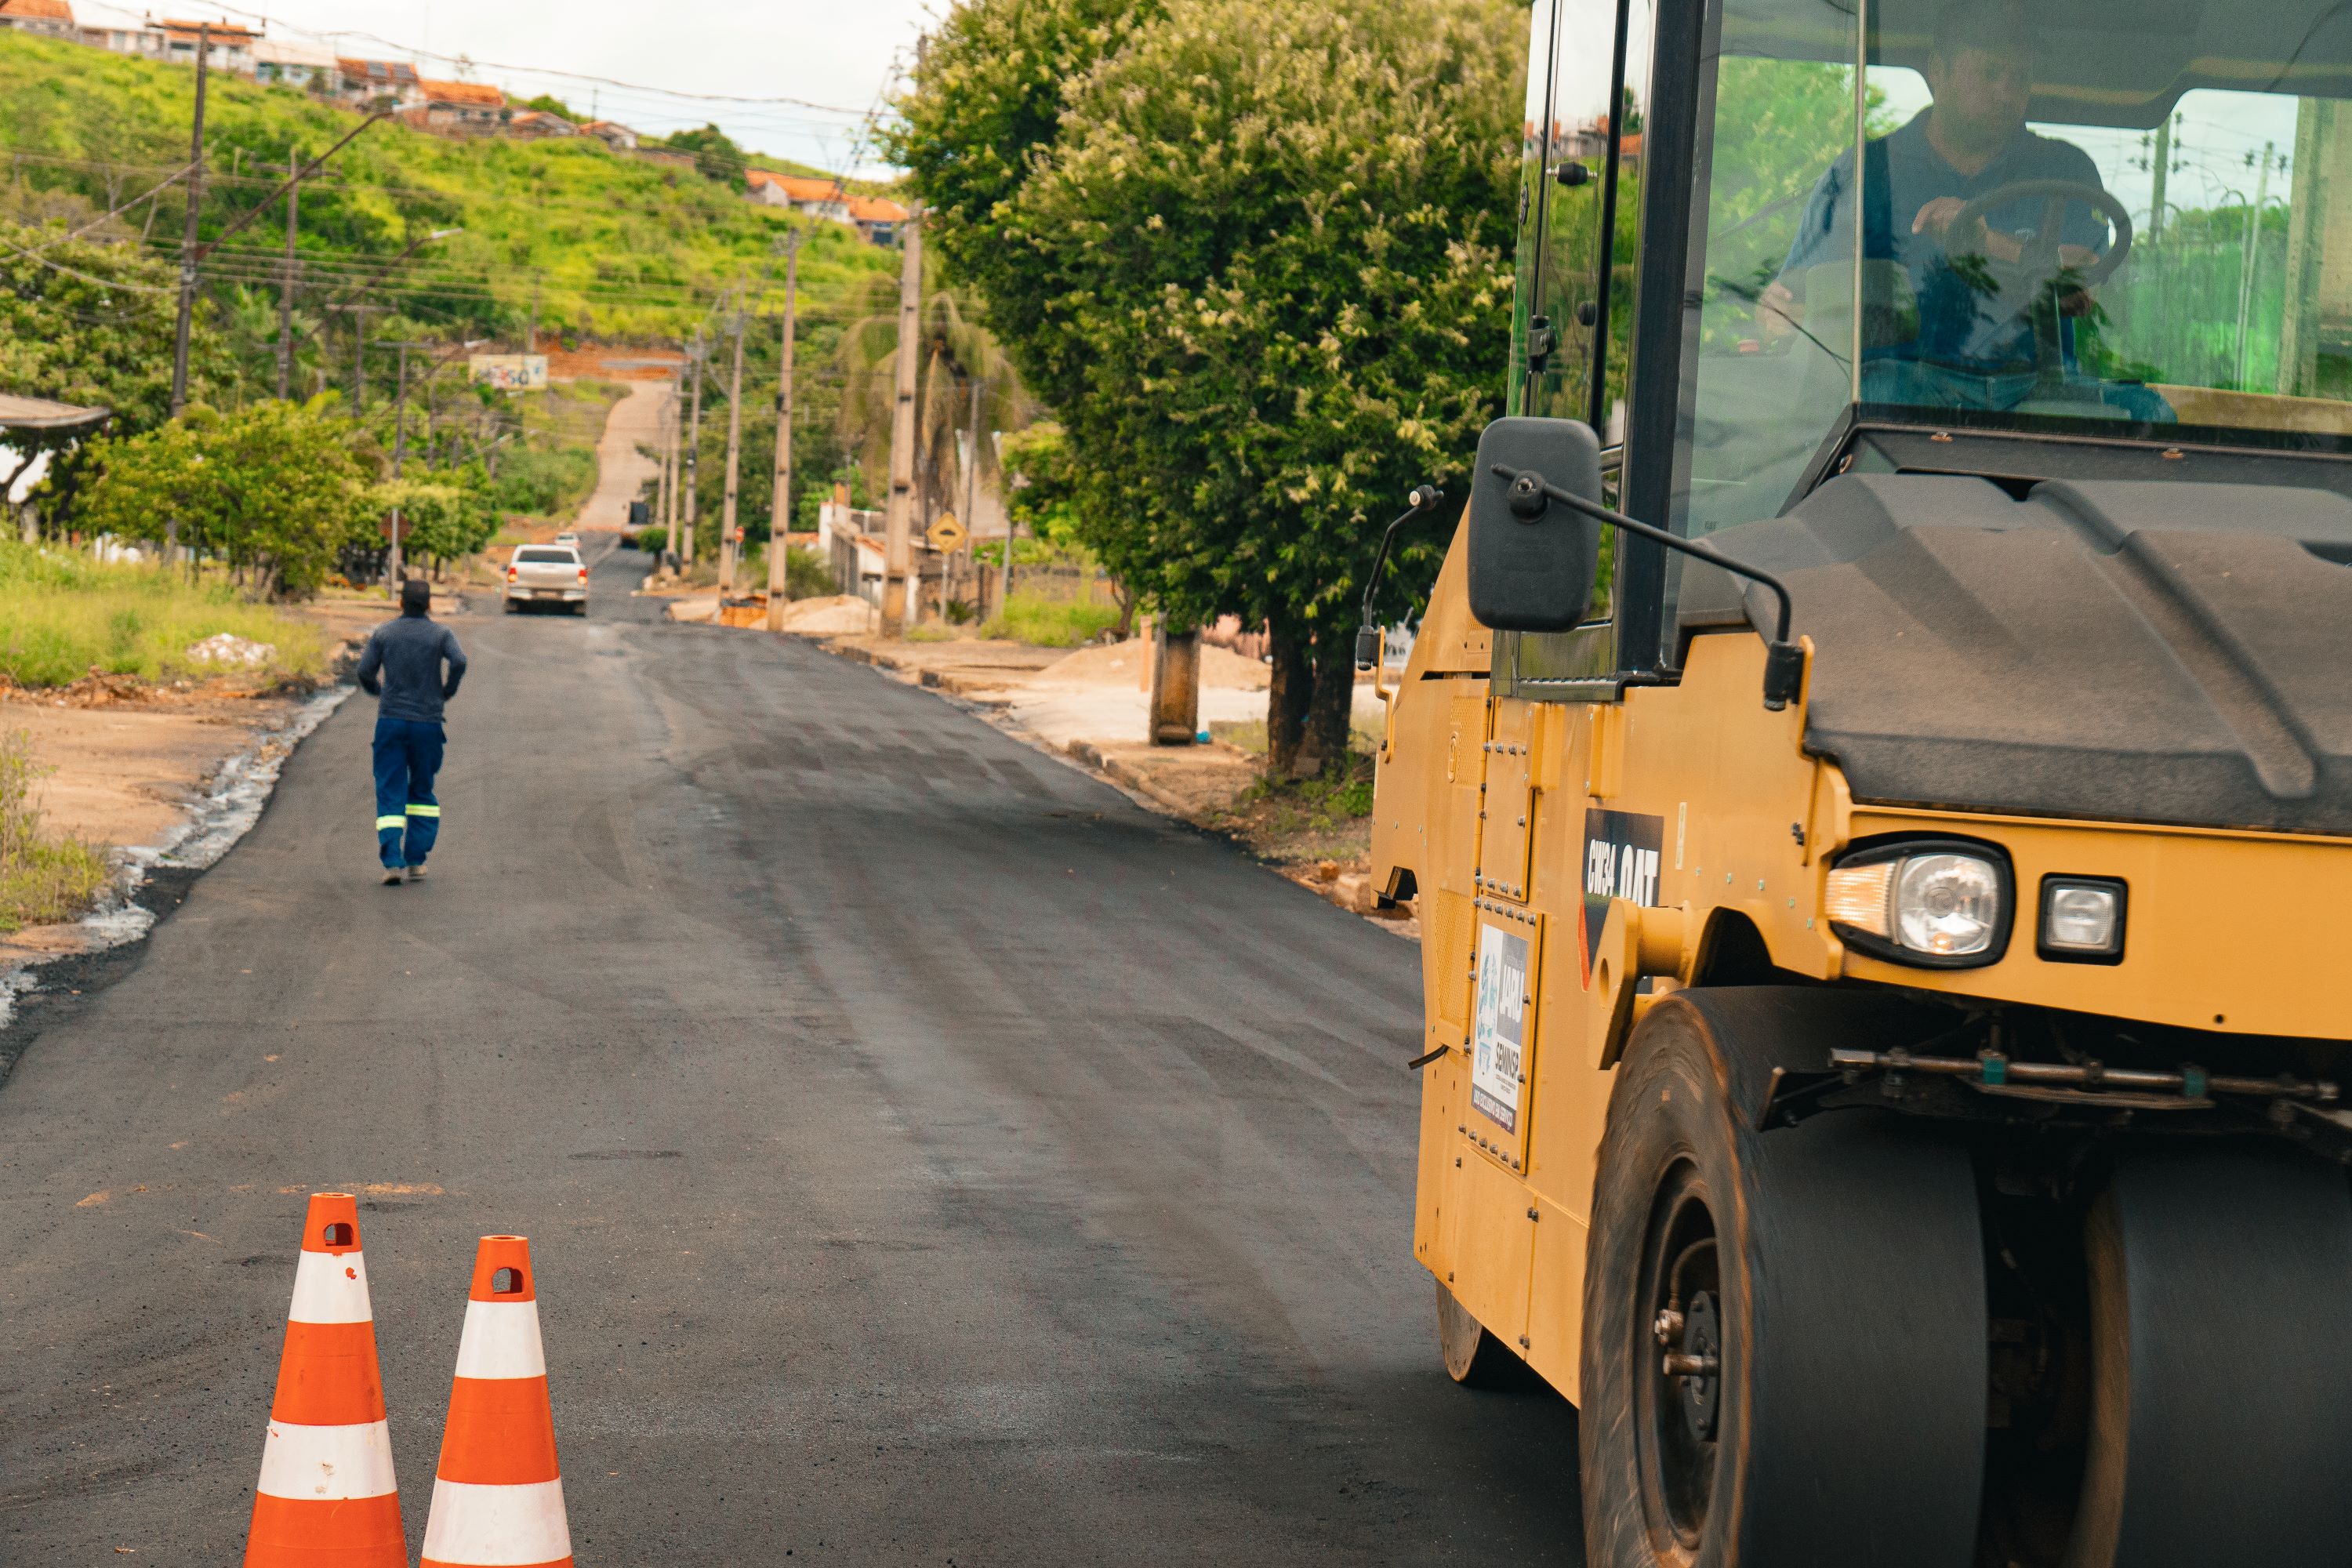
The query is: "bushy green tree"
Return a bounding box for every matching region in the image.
[891,0,1519,773]
[0,216,224,433]
[77,398,375,596]
[664,124,750,189]
[382,466,499,572]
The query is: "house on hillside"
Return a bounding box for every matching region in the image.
[746,170,849,221]
[0,0,76,42]
[507,110,578,140]
[158,19,258,74]
[742,172,906,246]
[845,194,907,247]
[254,36,336,89]
[336,57,423,110]
[581,120,638,151]
[79,16,163,56]
[409,78,506,134]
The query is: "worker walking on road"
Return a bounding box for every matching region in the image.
[357,577,467,885]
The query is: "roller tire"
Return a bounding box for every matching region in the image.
[1580,989,1987,1568]
[2063,1143,2352,1567]
[1436,1279,1519,1387]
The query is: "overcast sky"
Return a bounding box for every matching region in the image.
[83,0,935,174]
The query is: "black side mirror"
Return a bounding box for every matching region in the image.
[1466,417,1603,633]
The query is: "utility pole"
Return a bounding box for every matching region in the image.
[275,148,298,400]
[332,303,390,411]
[681,328,705,565]
[2149,114,2174,245]
[662,386,681,567]
[880,209,922,634]
[169,22,210,419]
[389,341,411,587]
[765,232,800,631]
[718,281,748,595]
[958,376,982,619]
[527,278,539,354]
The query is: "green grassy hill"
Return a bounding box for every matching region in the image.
[0,29,898,342]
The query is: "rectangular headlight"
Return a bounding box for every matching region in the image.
[1824,840,2013,968]
[2038,876,2127,964]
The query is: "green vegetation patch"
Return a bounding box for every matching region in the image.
[0,728,110,931]
[980,591,1120,648]
[0,542,329,688]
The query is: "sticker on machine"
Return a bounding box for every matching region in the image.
[1471,922,1530,1134]
[1581,808,1664,985]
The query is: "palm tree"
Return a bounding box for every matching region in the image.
[834,278,1033,527]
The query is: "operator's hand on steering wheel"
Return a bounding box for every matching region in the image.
[1911,196,1994,256]
[1757,278,1802,339]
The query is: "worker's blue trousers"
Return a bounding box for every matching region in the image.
[372,716,445,869]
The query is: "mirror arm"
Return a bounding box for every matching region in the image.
[1354,484,1448,673]
[1486,463,1806,711]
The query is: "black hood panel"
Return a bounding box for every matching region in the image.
[1676,474,2352,834]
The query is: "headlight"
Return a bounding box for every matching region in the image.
[2038,876,2127,964]
[1824,839,2013,968]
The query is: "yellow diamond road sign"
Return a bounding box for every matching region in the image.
[926,513,967,553]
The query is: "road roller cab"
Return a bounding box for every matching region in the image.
[1372,0,2352,1559]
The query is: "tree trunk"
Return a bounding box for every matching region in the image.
[1266,622,1312,779]
[1301,631,1355,776]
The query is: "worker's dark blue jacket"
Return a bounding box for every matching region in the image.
[356,611,467,721]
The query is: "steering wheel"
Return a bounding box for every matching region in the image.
[1947,178,2133,289]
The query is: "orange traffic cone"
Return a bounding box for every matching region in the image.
[243,1192,407,1567]
[420,1235,572,1568]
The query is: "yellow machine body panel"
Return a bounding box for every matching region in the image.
[1374,524,2352,1403]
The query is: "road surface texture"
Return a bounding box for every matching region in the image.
[0,546,1582,1563]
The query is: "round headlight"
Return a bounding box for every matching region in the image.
[1893,853,2002,956]
[1824,840,2013,967]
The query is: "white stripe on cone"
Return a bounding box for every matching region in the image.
[288,1249,375,1323]
[420,1478,571,1566]
[452,1300,546,1379]
[257,1419,398,1500]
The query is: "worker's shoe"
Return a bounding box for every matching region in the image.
[381,867,405,886]
[406,864,429,883]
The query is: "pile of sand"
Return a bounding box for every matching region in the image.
[1032,638,1270,691]
[773,595,878,636]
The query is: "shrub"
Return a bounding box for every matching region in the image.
[0,728,110,931]
[980,591,1120,647]
[492,448,596,518]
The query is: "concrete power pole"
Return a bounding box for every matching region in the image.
[387,341,411,587]
[681,329,705,565]
[764,233,800,631]
[275,148,298,400]
[169,21,210,420]
[959,376,982,619]
[718,283,747,595]
[880,210,921,635]
[662,384,681,567]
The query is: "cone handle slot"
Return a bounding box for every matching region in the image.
[492,1265,525,1294]
[322,1221,354,1247]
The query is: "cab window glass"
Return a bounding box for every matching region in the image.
[1854,0,2352,436]
[1665,0,1865,543]
[1501,0,1653,689]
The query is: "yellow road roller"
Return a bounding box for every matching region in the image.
[1367,0,2352,1559]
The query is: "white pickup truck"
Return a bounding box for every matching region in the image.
[504,545,588,615]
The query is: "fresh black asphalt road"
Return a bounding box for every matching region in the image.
[0,544,1581,1563]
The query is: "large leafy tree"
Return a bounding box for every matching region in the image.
[892,0,1519,774]
[77,398,376,597]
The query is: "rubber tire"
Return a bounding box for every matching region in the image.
[2063,1144,2352,1567]
[1436,1279,1520,1387]
[1581,990,1987,1568]
[569,601,587,616]
[502,598,517,615]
